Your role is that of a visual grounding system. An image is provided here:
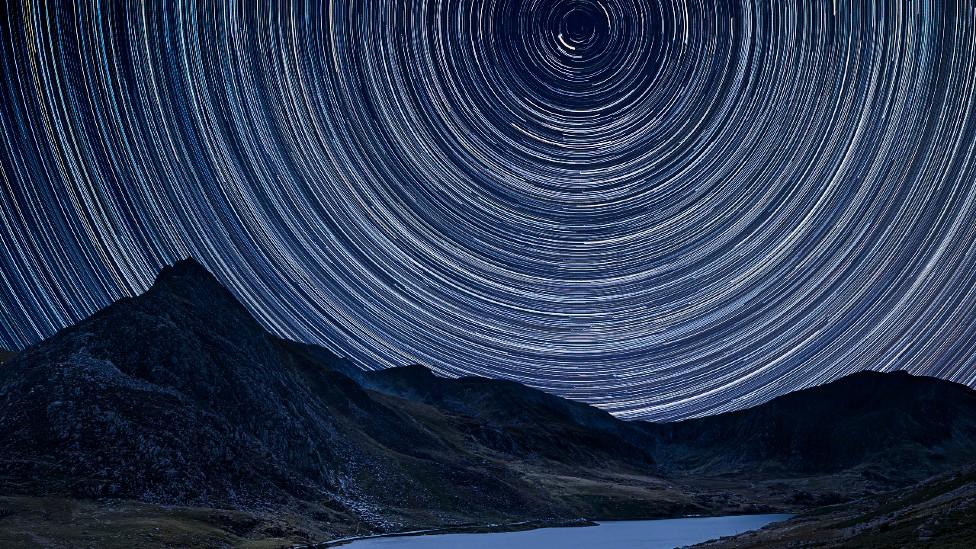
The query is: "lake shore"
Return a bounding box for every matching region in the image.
[309,518,597,548]
[309,514,796,549]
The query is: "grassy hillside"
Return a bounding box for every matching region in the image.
[697,466,976,548]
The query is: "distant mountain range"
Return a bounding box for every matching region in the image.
[642,369,976,477]
[1,258,975,546]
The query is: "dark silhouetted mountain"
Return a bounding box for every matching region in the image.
[364,364,656,467]
[368,363,976,489]
[367,362,976,482]
[0,259,444,513]
[0,259,673,533]
[641,370,976,481]
[0,349,14,364]
[3,258,976,544]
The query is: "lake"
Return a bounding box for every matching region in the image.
[340,514,793,548]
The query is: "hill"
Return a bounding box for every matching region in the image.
[0,259,688,543]
[2,258,976,546]
[697,465,976,548]
[640,370,976,485]
[364,364,657,467]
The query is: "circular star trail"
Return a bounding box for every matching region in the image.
[2,1,976,420]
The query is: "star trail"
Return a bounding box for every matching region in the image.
[2,1,976,420]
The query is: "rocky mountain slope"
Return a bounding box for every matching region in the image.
[0,260,441,515]
[639,370,976,483]
[364,364,658,468]
[697,465,976,549]
[0,259,684,540]
[366,358,976,491]
[2,259,976,546]
[0,349,14,364]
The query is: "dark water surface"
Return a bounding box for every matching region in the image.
[342,514,793,548]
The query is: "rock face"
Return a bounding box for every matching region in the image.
[0,260,425,510]
[368,362,976,488]
[0,350,13,364]
[642,370,976,481]
[364,364,657,468]
[2,258,976,535]
[0,259,664,528]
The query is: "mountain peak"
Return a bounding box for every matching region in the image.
[153,257,218,285]
[796,368,953,399]
[149,257,232,299]
[133,257,260,328]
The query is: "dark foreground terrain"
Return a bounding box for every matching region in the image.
[697,466,976,548]
[1,259,975,547]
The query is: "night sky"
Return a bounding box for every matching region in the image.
[2,1,976,420]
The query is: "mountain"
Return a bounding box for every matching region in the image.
[2,258,976,547]
[0,259,437,513]
[364,364,657,467]
[0,259,689,542]
[365,362,976,512]
[0,349,14,364]
[640,370,976,483]
[364,359,976,487]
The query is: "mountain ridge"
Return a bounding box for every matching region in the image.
[2,258,976,545]
[638,367,976,479]
[0,259,678,536]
